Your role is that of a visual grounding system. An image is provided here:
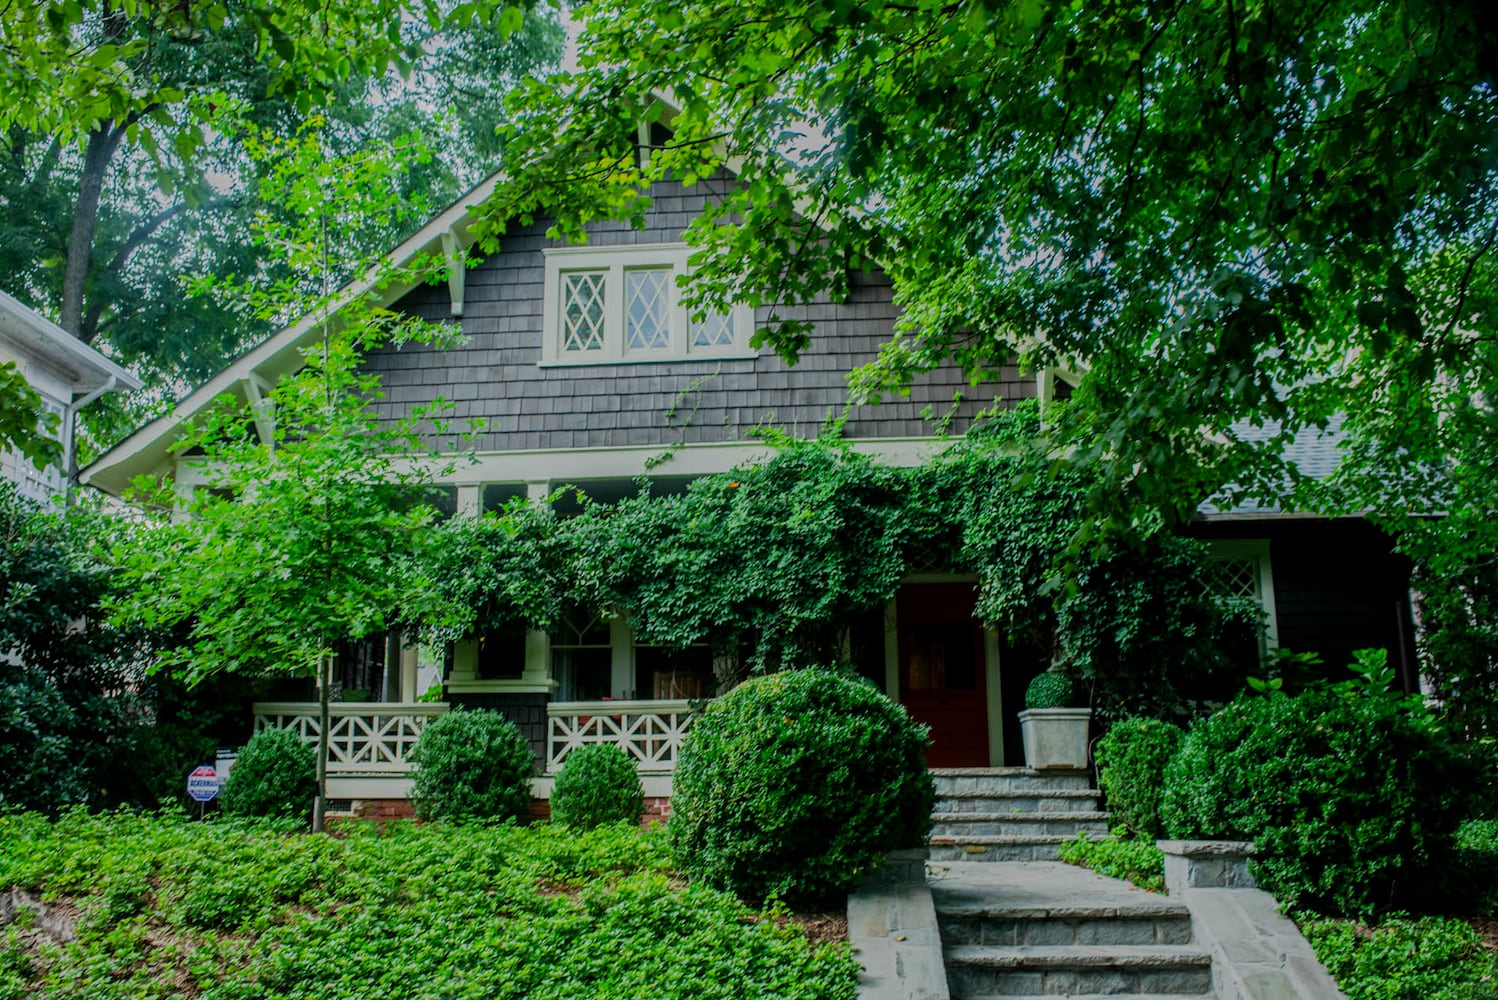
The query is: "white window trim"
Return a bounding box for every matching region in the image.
[1206,539,1280,650]
[540,243,756,366]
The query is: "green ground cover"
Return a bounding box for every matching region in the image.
[0,811,857,1000]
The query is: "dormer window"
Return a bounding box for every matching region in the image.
[541,244,754,365]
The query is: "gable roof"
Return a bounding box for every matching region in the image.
[0,289,141,396]
[80,170,506,495]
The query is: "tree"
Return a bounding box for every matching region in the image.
[0,1,561,454]
[473,0,1497,526]
[109,125,465,830]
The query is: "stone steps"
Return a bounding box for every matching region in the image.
[944,943,1214,996]
[931,861,1217,999]
[931,811,1111,839]
[929,768,1105,862]
[929,835,1077,863]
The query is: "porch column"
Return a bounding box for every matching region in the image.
[400,639,419,702]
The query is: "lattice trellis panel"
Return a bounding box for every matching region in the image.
[548,703,695,773]
[254,708,441,774]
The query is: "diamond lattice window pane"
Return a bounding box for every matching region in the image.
[625,270,670,350]
[562,272,607,352]
[1205,557,1259,600]
[691,312,734,347]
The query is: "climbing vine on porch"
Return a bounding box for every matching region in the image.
[427,406,1257,720]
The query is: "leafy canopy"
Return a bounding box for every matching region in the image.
[477,0,1498,527]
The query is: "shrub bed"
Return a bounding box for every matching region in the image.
[1093,717,1182,839]
[668,668,933,906]
[221,727,317,821]
[550,744,645,829]
[409,708,535,823]
[1162,690,1481,917]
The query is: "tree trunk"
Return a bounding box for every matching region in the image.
[313,653,331,832]
[60,124,124,340]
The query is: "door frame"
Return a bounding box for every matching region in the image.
[882,575,1007,766]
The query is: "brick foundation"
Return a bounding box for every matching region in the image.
[345,795,672,828]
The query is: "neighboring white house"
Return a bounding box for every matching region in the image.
[0,289,141,501]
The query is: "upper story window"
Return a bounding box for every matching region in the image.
[541,244,755,365]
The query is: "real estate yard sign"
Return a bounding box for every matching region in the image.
[187,765,218,818]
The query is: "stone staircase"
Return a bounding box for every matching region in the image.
[928,767,1109,863]
[925,769,1216,1000]
[932,862,1215,999]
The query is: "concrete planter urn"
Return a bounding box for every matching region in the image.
[1018,708,1093,769]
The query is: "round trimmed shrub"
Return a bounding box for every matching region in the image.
[410,708,535,823]
[220,727,316,821]
[1025,671,1073,709]
[550,744,644,829]
[667,667,934,907]
[1161,690,1483,917]
[1094,717,1183,839]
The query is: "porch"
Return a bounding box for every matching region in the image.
[251,698,696,800]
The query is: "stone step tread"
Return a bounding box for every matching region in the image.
[931,835,1076,846]
[945,944,1213,970]
[936,788,1101,798]
[931,768,1090,777]
[959,994,1216,1000]
[935,899,1190,921]
[933,811,1111,823]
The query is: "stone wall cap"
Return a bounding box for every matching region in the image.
[1156,839,1257,857]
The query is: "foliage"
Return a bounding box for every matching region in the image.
[1161,690,1484,917]
[1057,829,1165,893]
[1094,717,1184,840]
[480,0,1498,529]
[1302,914,1498,1000]
[1450,819,1498,917]
[547,436,912,675]
[668,668,933,907]
[1023,672,1072,710]
[0,481,210,812]
[0,0,559,447]
[220,729,316,823]
[409,709,535,824]
[434,419,1254,717]
[0,810,857,999]
[0,363,60,473]
[549,744,645,830]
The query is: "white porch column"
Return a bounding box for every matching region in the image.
[400,639,419,702]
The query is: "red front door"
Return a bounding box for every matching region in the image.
[897,582,990,767]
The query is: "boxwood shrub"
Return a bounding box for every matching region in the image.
[220,727,317,821]
[668,668,934,907]
[550,743,645,829]
[1024,671,1073,709]
[1161,690,1482,917]
[410,708,535,823]
[1094,717,1183,839]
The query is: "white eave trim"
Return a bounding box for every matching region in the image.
[0,289,142,394]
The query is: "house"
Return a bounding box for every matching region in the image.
[81,169,1417,806]
[0,289,140,501]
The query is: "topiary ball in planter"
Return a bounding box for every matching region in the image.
[1025,670,1074,709]
[221,727,317,822]
[550,744,644,829]
[668,667,934,908]
[410,708,535,823]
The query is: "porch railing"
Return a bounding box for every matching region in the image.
[546,699,696,774]
[252,702,449,775]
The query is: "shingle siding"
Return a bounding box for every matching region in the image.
[364,178,1032,451]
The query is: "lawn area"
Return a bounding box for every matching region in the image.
[0,811,859,1000]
